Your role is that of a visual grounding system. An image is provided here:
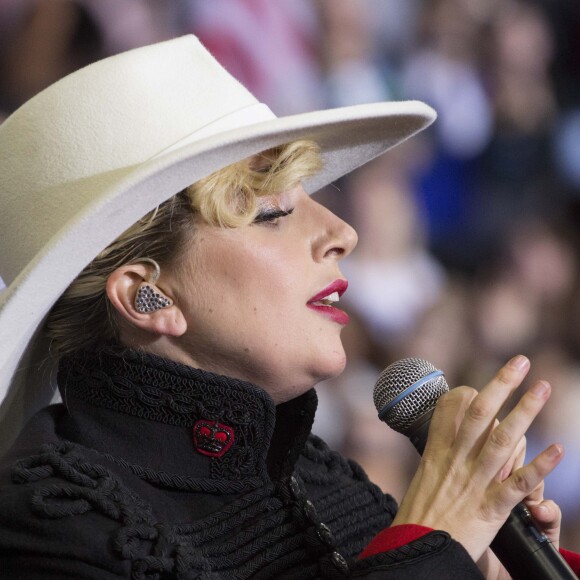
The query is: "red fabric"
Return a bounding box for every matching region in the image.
[358,525,580,577]
[560,548,580,576]
[358,524,433,559]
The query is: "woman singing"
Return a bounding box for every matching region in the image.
[0,36,576,578]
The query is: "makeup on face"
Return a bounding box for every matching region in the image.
[307,279,349,325]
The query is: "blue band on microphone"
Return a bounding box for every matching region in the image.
[378,370,444,420]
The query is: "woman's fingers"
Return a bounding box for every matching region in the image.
[501,444,564,510]
[453,355,531,455]
[498,433,526,482]
[523,480,562,549]
[395,355,563,563]
[477,380,552,478]
[425,355,535,471]
[526,499,562,549]
[525,480,545,504]
[423,385,477,457]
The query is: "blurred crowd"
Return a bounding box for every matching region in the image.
[1,0,579,550]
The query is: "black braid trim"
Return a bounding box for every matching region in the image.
[172,488,277,535]
[96,448,263,494]
[321,489,394,559]
[10,442,336,579]
[58,348,276,482]
[58,348,273,428]
[12,351,401,578]
[163,477,344,577]
[295,439,398,560]
[328,501,392,542]
[298,435,354,483]
[169,509,325,578]
[179,506,296,555]
[353,531,452,569]
[298,436,397,521]
[319,484,390,529]
[12,442,155,525]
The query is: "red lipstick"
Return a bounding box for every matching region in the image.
[307,279,349,325]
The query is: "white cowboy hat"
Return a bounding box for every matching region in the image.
[0,35,435,452]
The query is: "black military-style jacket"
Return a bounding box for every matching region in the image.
[0,348,483,579]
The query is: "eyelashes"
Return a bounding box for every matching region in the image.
[253,207,294,224]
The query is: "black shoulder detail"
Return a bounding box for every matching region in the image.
[58,349,277,482]
[58,349,272,430]
[295,436,397,561]
[9,442,228,578]
[351,531,484,578]
[298,434,355,484]
[355,531,451,569]
[7,443,342,579]
[12,441,154,524]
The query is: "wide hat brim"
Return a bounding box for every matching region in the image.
[0,36,435,453]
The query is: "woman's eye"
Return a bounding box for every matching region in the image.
[253,208,294,225]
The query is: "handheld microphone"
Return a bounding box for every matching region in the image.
[373,357,576,580]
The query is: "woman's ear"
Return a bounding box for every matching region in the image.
[106,262,187,337]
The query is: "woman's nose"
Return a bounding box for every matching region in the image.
[311,201,358,261]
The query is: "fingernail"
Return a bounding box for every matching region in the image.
[509,355,529,370]
[547,444,563,459]
[531,380,550,398]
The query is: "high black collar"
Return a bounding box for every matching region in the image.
[56,348,318,486]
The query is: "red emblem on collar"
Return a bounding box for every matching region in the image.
[193,420,235,458]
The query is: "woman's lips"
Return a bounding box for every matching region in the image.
[307,279,349,325]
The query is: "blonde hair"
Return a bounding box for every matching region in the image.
[46,140,322,357]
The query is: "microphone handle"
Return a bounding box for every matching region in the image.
[491,504,576,580]
[407,412,576,580]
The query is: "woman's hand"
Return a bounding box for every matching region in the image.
[392,355,564,563]
[478,429,563,578]
[476,486,563,579]
[525,481,562,550]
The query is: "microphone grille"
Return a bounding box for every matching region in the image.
[373,357,449,434]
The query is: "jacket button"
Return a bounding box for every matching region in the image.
[304,499,317,521]
[316,523,334,546]
[330,551,349,573]
[289,476,302,499]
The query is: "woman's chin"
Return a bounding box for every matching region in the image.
[312,350,348,384]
